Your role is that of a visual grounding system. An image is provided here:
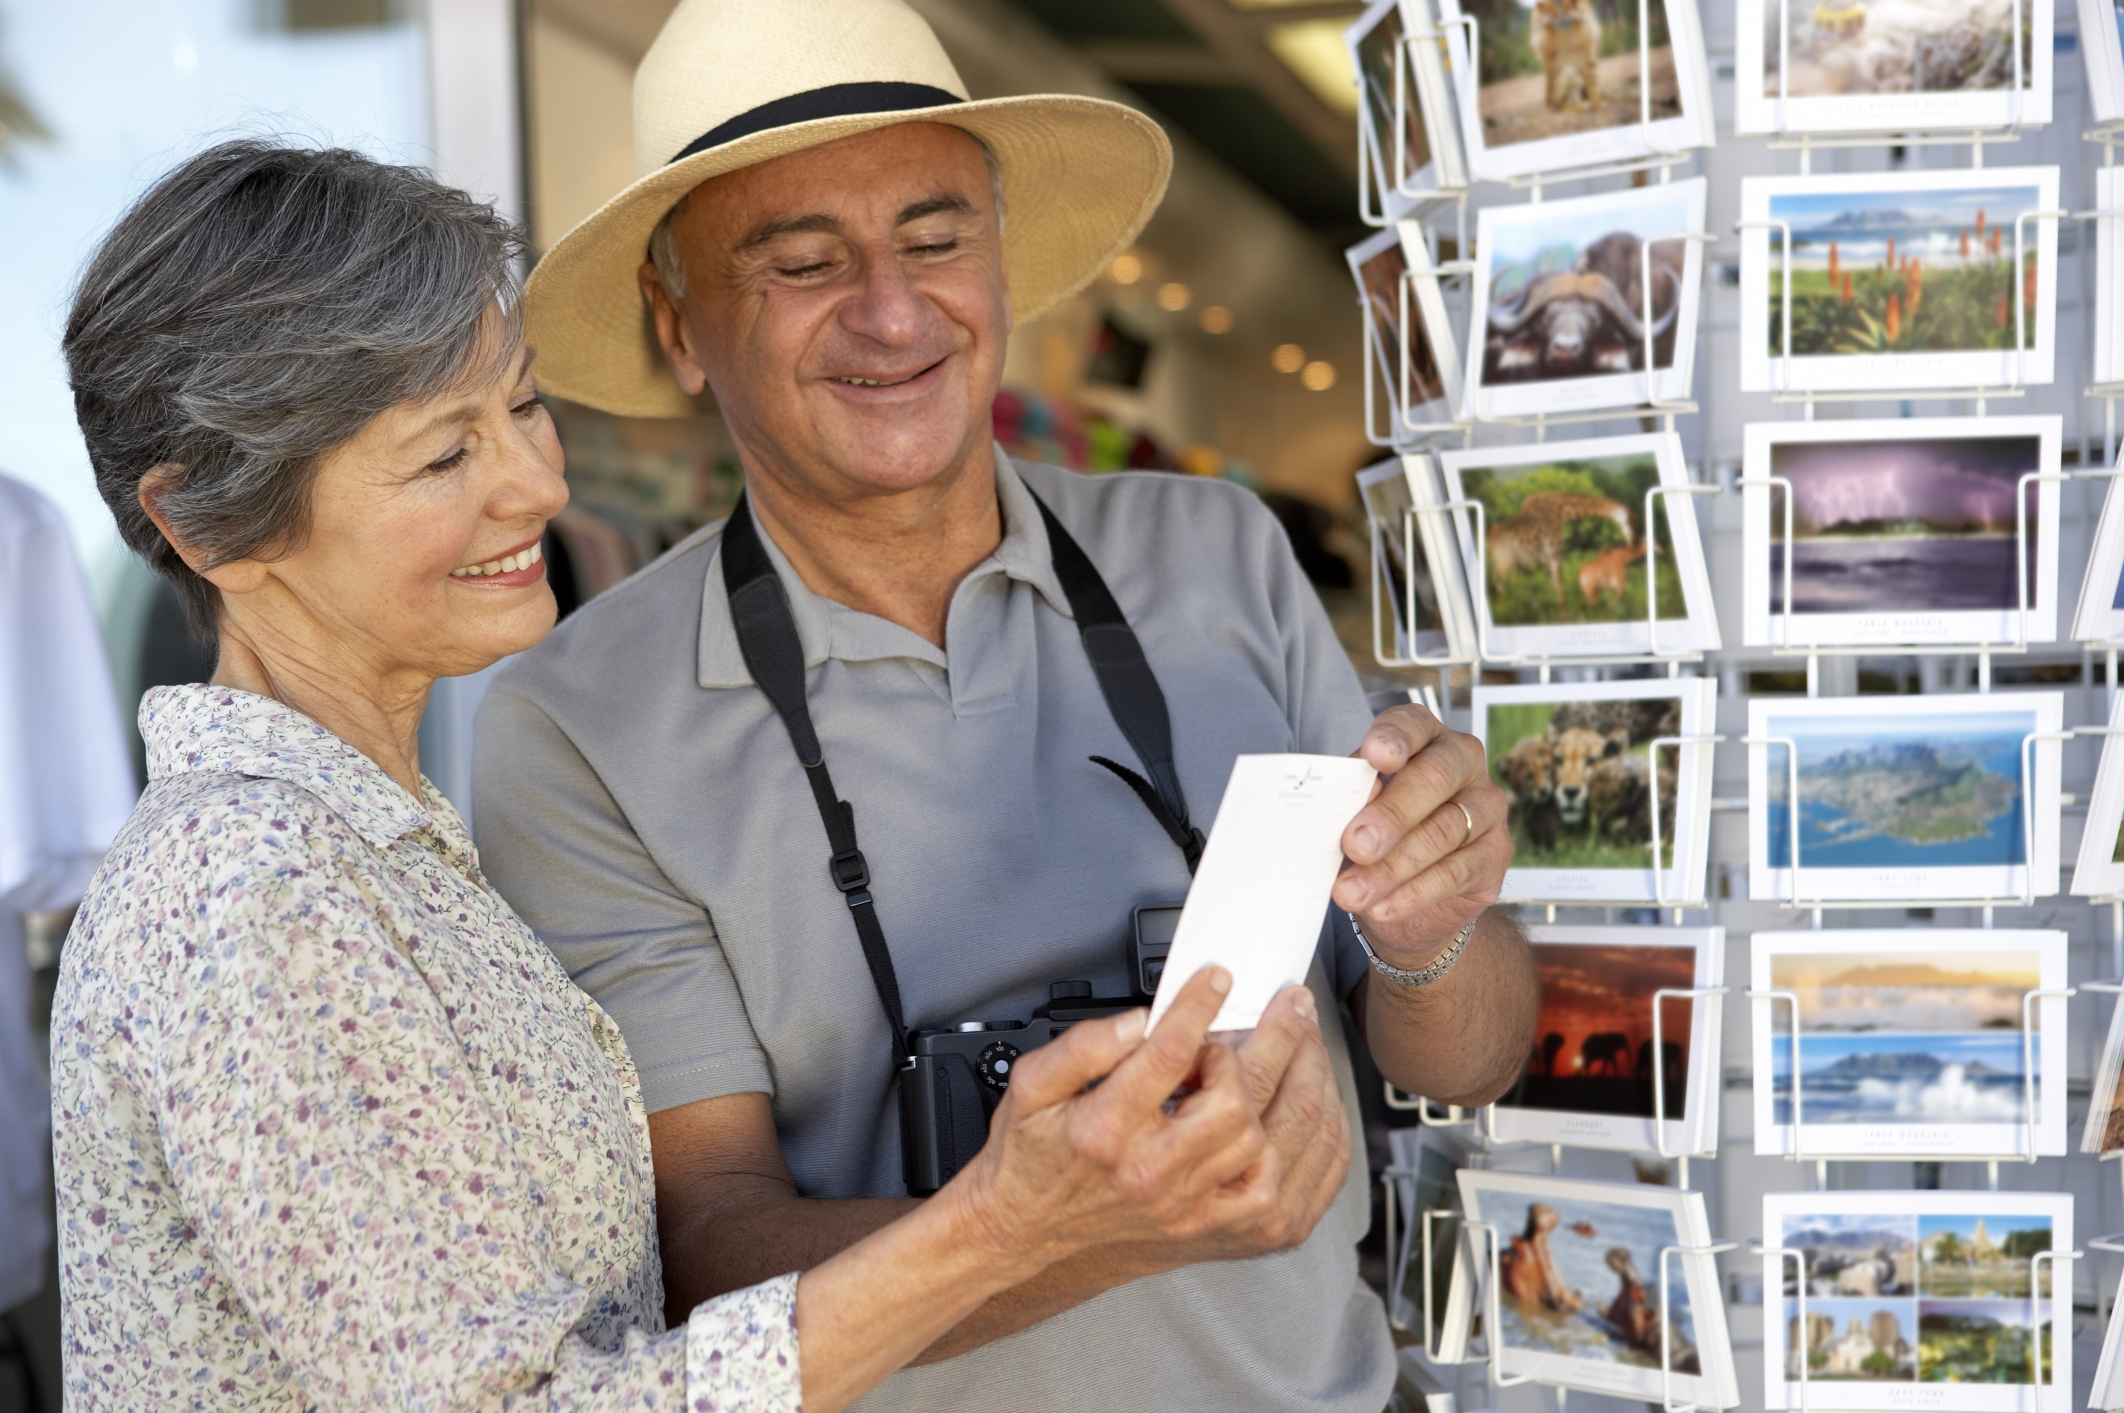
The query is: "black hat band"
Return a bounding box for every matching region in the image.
[669,82,964,165]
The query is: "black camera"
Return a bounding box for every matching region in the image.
[899,904,1180,1195]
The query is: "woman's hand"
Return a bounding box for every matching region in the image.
[936,966,1288,1275]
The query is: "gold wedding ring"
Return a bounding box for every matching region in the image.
[1454,799,1475,851]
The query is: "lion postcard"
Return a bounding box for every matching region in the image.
[1474,676,1717,905]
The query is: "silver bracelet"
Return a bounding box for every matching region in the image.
[1349,912,1477,988]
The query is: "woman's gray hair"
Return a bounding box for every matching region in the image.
[65,138,525,639]
[647,127,1005,301]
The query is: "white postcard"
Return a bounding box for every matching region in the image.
[2094,1264,2124,1410]
[1434,0,1712,183]
[1488,925,1723,1155]
[1358,455,1479,664]
[1475,676,1718,906]
[1348,224,1461,434]
[1749,930,2069,1159]
[1741,416,2062,648]
[1452,1171,1737,1407]
[1439,432,1719,659]
[1349,0,1467,217]
[1148,755,1376,1034]
[2099,168,2123,390]
[2081,947,2124,1151]
[1746,692,2064,903]
[1468,180,1707,420]
[1762,1190,2073,1410]
[1387,1124,1480,1349]
[2085,0,2124,124]
[1736,0,2052,135]
[1740,168,2061,394]
[2072,694,2124,897]
[2073,435,2124,644]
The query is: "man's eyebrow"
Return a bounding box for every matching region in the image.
[737,213,842,251]
[898,193,976,224]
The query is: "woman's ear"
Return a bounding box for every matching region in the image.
[138,465,270,595]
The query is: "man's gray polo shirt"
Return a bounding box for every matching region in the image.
[473,451,1396,1412]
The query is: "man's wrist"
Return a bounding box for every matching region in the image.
[1351,911,1479,988]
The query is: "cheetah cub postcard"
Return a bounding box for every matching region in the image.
[1440,431,1718,659]
[1474,676,1718,905]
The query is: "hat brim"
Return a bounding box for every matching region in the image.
[523,94,1172,419]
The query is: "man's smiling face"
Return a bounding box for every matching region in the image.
[648,122,1010,503]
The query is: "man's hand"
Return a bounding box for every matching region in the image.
[1333,702,1511,962]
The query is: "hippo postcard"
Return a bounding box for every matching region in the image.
[1743,416,2061,649]
[1465,180,1707,419]
[1739,168,2060,394]
[1749,930,2069,1158]
[1491,925,1723,1155]
[1451,1171,1736,1406]
[1433,0,1712,181]
[1475,675,1717,904]
[1746,693,2063,905]
[1735,0,2051,134]
[1764,1191,2071,1410]
[1441,432,1718,659]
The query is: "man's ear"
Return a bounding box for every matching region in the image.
[138,465,269,595]
[639,263,710,398]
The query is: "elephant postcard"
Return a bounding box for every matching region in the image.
[1447,1171,1736,1406]
[1739,168,2061,394]
[1466,179,1707,419]
[1746,693,2064,904]
[1763,1191,2072,1410]
[1735,0,2052,134]
[1473,675,1718,905]
[1489,924,1723,1155]
[1441,432,1718,660]
[1742,415,2062,649]
[1432,0,1712,181]
[1748,930,2069,1158]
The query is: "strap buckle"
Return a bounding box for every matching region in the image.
[830,848,871,893]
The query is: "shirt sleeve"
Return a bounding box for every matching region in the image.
[470,685,774,1114]
[149,811,800,1413]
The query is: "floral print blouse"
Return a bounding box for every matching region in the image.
[51,685,802,1412]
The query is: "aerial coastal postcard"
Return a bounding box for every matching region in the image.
[1746,693,2063,903]
[1741,417,2060,648]
[1490,925,1723,1155]
[1763,1191,2072,1410]
[1749,930,2068,1158]
[1450,1171,1737,1406]
[1739,168,2060,394]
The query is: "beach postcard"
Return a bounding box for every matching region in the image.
[1490,925,1723,1154]
[1750,931,2068,1158]
[1440,433,1718,658]
[1741,417,2061,648]
[1456,1171,1736,1405]
[1477,677,1717,905]
[1735,0,2050,134]
[1740,168,2060,393]
[1434,0,1711,181]
[1764,1192,2070,1409]
[1468,180,1706,418]
[1746,693,2062,904]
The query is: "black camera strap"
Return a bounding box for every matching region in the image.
[719,488,1201,1064]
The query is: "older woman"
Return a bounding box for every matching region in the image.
[49,139,1298,1413]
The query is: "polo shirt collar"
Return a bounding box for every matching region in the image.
[696,445,1073,690]
[141,682,436,850]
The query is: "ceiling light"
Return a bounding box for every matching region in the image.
[1272,343,1305,373]
[1199,305,1234,334]
[1156,282,1191,312]
[1301,360,1336,391]
[1265,20,1360,118]
[1109,253,1143,285]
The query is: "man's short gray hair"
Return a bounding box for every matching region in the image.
[65,138,524,640]
[647,126,1006,302]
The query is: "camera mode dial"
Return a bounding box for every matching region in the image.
[975,1040,1022,1093]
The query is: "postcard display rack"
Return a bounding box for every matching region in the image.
[1340,0,2124,1408]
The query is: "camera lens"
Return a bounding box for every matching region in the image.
[976,1040,1022,1093]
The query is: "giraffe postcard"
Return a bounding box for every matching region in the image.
[1748,930,2069,1159]
[1489,924,1724,1156]
[1440,431,1718,660]
[1763,1190,2072,1410]
[1742,416,2062,648]
[1445,1171,1737,1407]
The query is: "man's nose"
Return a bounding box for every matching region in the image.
[838,248,928,347]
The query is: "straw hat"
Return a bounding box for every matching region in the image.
[524,0,1174,418]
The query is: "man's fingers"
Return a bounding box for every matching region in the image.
[1160,1041,1271,1190]
[1232,984,1319,1110]
[1361,827,1510,930]
[1096,966,1232,1113]
[1336,781,1508,915]
[1002,1003,1151,1113]
[1350,703,1448,778]
[1341,729,1488,869]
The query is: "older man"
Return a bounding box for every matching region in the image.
[478,0,1538,1408]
